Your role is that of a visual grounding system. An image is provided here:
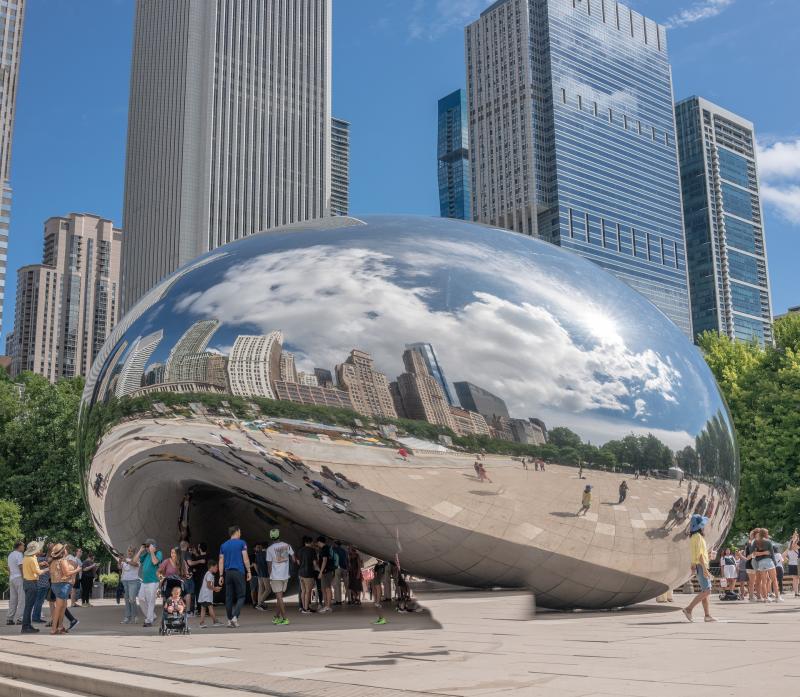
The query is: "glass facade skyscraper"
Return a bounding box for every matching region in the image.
[437,89,471,220]
[466,0,692,336]
[405,342,456,406]
[675,96,773,344]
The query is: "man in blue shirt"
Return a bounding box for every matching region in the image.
[218,526,251,627]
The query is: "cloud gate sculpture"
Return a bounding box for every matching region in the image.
[78,215,738,609]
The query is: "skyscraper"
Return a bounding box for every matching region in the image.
[394,348,457,430]
[227,332,283,399]
[163,319,220,382]
[10,213,123,381]
[0,0,26,335]
[115,329,164,398]
[675,97,773,344]
[331,117,350,216]
[404,342,456,406]
[122,0,332,312]
[465,0,692,336]
[453,381,509,421]
[335,349,396,419]
[438,89,471,220]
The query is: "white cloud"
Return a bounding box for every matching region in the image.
[409,0,494,40]
[665,0,735,29]
[175,242,685,432]
[757,139,800,180]
[757,139,800,224]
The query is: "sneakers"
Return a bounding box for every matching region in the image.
[5,620,14,626]
[319,607,332,614]
[120,620,130,624]
[273,617,290,625]
[212,620,223,626]
[255,605,266,612]
[68,619,80,631]
[777,596,785,603]
[681,608,693,623]
[21,627,40,633]
[143,622,153,628]
[199,623,208,628]
[299,609,311,614]
[372,617,387,625]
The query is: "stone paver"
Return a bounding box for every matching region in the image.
[0,590,797,695]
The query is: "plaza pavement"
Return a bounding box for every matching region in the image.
[1,587,798,696]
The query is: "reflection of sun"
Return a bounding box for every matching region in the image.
[584,311,620,346]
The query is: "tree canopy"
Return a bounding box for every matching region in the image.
[698,313,800,541]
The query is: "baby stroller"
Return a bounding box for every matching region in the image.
[159,575,190,635]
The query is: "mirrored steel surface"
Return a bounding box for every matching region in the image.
[78,215,738,609]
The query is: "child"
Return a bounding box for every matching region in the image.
[198,561,222,628]
[164,586,185,615]
[578,485,592,516]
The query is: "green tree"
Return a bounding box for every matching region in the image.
[548,426,582,449]
[0,499,22,592]
[0,373,102,554]
[698,314,800,541]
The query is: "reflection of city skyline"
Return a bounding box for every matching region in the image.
[102,318,549,445]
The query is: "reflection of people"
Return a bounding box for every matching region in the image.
[397,448,409,461]
[682,514,716,622]
[618,481,628,504]
[577,485,592,516]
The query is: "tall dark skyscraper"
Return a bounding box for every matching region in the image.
[466,0,692,337]
[437,89,471,220]
[675,96,773,344]
[453,381,509,421]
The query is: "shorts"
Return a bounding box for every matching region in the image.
[737,570,747,582]
[322,572,334,588]
[198,601,213,608]
[52,582,72,600]
[695,565,711,593]
[746,568,756,576]
[270,579,288,594]
[183,577,195,595]
[788,565,798,576]
[299,577,315,593]
[756,558,776,571]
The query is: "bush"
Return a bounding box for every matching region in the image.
[99,572,119,587]
[0,499,22,594]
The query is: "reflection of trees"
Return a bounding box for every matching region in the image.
[694,409,737,481]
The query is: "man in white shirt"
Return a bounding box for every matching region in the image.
[265,529,294,626]
[6,541,24,625]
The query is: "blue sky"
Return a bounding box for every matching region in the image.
[6,0,798,339]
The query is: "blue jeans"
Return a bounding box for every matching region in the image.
[32,586,49,622]
[122,580,140,621]
[224,569,246,620]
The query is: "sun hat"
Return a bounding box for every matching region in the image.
[49,543,66,559]
[690,514,709,534]
[24,540,42,557]
[269,528,280,540]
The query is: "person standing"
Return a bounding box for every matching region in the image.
[5,541,24,625]
[197,561,222,628]
[254,543,270,610]
[332,540,347,605]
[21,540,44,633]
[189,542,208,611]
[48,544,80,635]
[786,533,799,597]
[137,540,162,628]
[266,528,294,625]
[69,548,82,607]
[682,514,716,622]
[80,553,98,607]
[618,481,628,504]
[297,536,317,614]
[371,560,388,625]
[347,546,363,605]
[578,485,592,516]
[218,525,251,628]
[119,546,141,624]
[316,536,334,613]
[752,528,781,602]
[32,545,52,624]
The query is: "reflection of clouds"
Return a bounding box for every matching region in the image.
[175,244,681,421]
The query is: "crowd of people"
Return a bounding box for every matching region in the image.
[5,525,419,634]
[682,515,800,622]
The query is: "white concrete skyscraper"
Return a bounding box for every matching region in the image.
[0,0,25,336]
[122,0,332,313]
